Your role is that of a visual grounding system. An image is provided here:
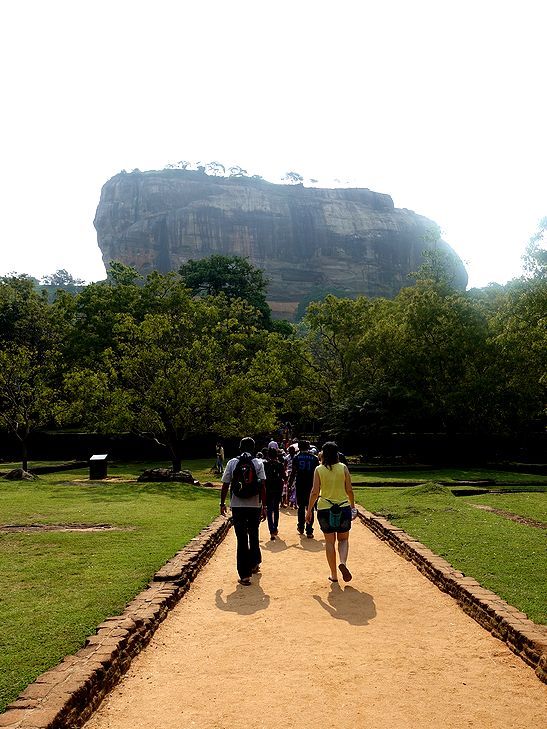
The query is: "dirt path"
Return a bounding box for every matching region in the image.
[85,510,546,729]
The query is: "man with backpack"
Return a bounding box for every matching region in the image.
[220,437,267,586]
[288,440,319,538]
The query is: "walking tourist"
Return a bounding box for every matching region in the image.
[283,444,296,507]
[306,441,357,582]
[220,438,266,585]
[264,446,285,539]
[288,440,319,537]
[215,441,224,475]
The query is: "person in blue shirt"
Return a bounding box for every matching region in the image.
[288,440,319,538]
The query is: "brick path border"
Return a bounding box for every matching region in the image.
[2,508,546,728]
[356,506,547,684]
[0,516,232,729]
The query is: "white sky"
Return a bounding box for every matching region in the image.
[0,0,545,288]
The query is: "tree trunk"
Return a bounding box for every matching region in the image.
[21,440,28,472]
[168,432,185,473]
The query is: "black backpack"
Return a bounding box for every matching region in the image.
[264,459,284,492]
[231,453,260,499]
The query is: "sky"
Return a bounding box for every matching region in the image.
[0,0,545,289]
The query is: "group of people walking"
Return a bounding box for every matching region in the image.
[219,436,357,586]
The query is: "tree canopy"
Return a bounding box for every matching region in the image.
[179,254,272,324]
[0,246,545,468]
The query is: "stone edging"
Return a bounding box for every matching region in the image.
[0,516,232,728]
[356,506,547,683]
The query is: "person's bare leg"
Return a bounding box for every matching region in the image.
[338,532,349,565]
[324,532,338,580]
[337,533,352,581]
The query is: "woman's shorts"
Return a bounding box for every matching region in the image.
[317,506,352,534]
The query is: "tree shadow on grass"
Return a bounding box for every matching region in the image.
[49,482,214,502]
[313,584,376,626]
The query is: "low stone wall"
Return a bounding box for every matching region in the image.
[0,516,232,728]
[356,506,547,683]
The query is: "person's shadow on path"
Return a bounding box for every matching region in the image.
[288,536,326,553]
[313,584,376,625]
[215,574,271,615]
[262,536,289,553]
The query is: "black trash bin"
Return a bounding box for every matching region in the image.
[89,454,108,480]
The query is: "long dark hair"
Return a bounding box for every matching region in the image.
[321,441,339,469]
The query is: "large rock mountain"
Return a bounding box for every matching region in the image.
[94,169,467,319]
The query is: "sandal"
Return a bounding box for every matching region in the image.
[328,576,338,582]
[339,563,352,582]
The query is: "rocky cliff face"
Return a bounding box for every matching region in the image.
[94,170,467,319]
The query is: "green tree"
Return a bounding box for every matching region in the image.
[179,254,272,325]
[61,294,285,471]
[205,161,226,176]
[409,229,464,293]
[41,269,85,287]
[300,294,401,440]
[0,346,60,470]
[53,262,146,366]
[283,171,304,185]
[0,274,51,348]
[522,217,547,280]
[0,275,72,468]
[228,165,248,177]
[39,269,86,302]
[298,280,538,447]
[487,276,547,435]
[391,282,497,434]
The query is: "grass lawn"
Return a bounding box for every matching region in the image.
[0,463,219,713]
[463,492,547,524]
[350,467,547,485]
[355,483,546,626]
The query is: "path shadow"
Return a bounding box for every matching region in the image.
[262,536,289,553]
[313,584,376,625]
[215,574,271,615]
[288,535,326,553]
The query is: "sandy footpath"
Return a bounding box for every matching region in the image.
[85,509,546,729]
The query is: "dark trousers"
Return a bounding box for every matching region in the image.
[231,507,262,579]
[266,492,281,534]
[296,483,314,534]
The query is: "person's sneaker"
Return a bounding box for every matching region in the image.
[238,578,251,586]
[297,527,304,535]
[306,532,314,539]
[251,565,261,574]
[270,534,276,541]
